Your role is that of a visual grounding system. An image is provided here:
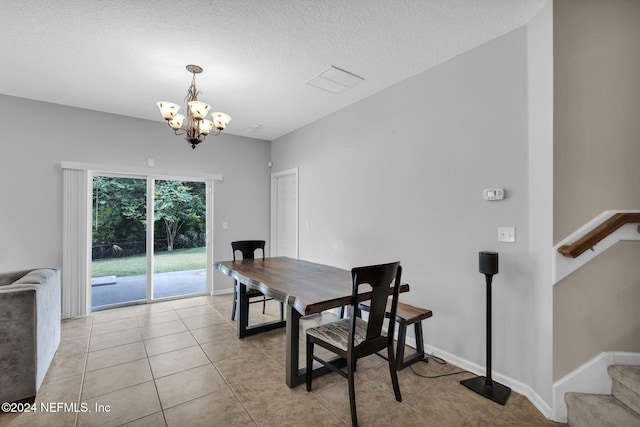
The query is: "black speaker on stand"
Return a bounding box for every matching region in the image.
[460,251,511,405]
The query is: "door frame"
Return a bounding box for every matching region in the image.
[146,175,214,303]
[270,167,299,258]
[91,173,215,309]
[73,161,220,311]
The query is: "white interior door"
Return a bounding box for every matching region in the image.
[271,168,298,258]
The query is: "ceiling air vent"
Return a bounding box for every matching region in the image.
[306,66,365,94]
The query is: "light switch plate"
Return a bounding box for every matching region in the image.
[498,227,515,242]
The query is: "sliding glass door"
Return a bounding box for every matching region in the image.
[91,175,147,308]
[152,179,207,299]
[91,174,210,310]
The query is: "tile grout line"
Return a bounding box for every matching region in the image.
[84,304,177,425]
[78,295,545,426]
[95,300,393,426]
[82,308,163,426]
[7,294,557,426]
[196,301,261,426]
[74,316,93,427]
[138,305,169,427]
[135,299,260,425]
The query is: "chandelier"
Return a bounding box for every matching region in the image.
[157,65,231,149]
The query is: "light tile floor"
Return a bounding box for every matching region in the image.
[0,294,565,426]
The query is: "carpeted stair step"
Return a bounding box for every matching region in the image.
[565,392,640,427]
[609,365,640,415]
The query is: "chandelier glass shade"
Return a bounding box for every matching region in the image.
[157,65,231,149]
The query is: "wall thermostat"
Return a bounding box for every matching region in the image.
[483,188,505,201]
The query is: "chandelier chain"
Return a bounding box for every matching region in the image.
[185,72,202,105]
[184,72,203,140]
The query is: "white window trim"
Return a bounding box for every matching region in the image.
[61,161,223,182]
[61,161,221,317]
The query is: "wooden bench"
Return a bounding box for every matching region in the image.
[358,300,433,370]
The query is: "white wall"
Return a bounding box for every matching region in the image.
[271,22,553,408]
[526,0,554,409]
[0,94,271,293]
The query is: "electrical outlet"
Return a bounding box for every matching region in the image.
[498,227,515,243]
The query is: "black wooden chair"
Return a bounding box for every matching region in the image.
[305,262,402,427]
[230,240,284,322]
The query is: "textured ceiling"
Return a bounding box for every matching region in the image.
[0,0,546,141]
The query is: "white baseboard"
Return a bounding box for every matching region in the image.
[419,341,552,419]
[552,351,640,422]
[211,288,233,296]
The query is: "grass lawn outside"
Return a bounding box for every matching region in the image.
[92,247,206,277]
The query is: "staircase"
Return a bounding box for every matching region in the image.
[566,365,640,426]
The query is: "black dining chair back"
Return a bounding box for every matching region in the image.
[356,264,400,343]
[306,261,403,427]
[231,240,265,261]
[230,240,284,322]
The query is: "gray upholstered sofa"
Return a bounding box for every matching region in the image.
[0,268,61,403]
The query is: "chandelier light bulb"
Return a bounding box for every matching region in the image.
[156,102,180,120]
[188,101,210,120]
[168,114,185,129]
[211,112,232,130]
[199,119,215,135]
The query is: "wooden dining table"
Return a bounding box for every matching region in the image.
[214,256,409,387]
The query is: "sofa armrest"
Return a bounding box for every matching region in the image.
[0,288,37,402]
[16,269,62,390]
[0,268,61,402]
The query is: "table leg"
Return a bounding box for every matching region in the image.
[237,281,286,339]
[237,281,249,338]
[285,304,302,387]
[285,305,348,388]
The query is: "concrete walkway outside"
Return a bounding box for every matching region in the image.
[91,269,206,309]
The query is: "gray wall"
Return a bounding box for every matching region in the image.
[0,3,560,408]
[271,21,553,404]
[526,0,554,405]
[553,0,640,380]
[0,94,271,293]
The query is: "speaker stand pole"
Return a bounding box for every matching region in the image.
[460,273,512,405]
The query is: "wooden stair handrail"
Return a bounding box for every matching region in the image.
[558,212,640,258]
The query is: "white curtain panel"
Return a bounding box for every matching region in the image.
[62,167,90,318]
